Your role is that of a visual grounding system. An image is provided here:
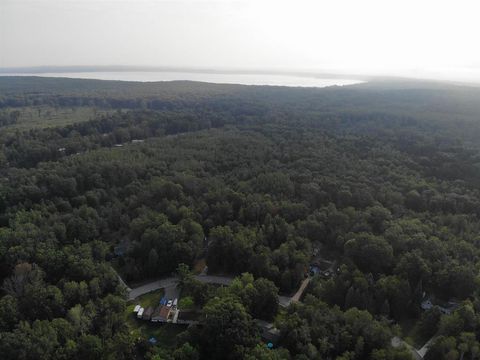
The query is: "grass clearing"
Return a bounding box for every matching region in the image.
[134,289,165,309]
[2,106,112,131]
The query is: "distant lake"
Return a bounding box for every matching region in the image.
[1,71,364,88]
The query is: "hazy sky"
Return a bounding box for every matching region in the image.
[1,0,480,81]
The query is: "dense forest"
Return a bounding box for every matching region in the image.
[1,76,480,359]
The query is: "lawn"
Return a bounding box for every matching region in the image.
[134,289,165,309]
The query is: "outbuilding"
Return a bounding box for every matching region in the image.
[143,307,154,321]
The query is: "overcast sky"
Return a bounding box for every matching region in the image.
[1,0,480,81]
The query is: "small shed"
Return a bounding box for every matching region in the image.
[151,306,161,322]
[143,307,154,321]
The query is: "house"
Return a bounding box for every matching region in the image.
[159,306,172,321]
[309,265,320,276]
[133,305,141,313]
[151,305,171,322]
[442,301,460,315]
[114,239,131,257]
[322,270,332,278]
[151,306,161,322]
[176,310,201,325]
[143,307,154,321]
[421,298,460,315]
[421,299,433,311]
[255,320,281,345]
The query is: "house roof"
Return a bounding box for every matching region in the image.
[143,307,154,317]
[159,305,171,319]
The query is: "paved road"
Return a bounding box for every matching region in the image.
[127,275,234,301]
[164,283,181,300]
[128,277,178,301]
[126,274,308,308]
[278,296,293,307]
[417,336,437,358]
[391,336,422,360]
[277,278,310,307]
[291,278,310,303]
[111,267,132,292]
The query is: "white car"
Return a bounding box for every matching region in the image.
[167,300,173,307]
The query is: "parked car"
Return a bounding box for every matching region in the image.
[167,300,173,307]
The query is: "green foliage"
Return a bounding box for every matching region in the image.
[3,77,480,358]
[197,296,259,359]
[178,296,194,310]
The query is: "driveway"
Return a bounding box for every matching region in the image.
[391,336,422,360]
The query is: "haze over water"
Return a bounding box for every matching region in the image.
[0,71,364,88]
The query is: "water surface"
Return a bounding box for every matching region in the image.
[2,71,364,88]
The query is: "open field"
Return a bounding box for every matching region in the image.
[1,106,111,131]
